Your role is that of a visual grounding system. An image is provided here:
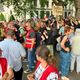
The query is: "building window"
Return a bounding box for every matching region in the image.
[46,11,50,17]
[65,12,67,18]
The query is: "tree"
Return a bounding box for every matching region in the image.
[3,0,29,17]
[3,0,80,18]
[1,0,48,18]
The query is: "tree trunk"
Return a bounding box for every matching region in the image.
[74,0,80,19]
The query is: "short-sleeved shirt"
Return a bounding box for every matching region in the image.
[0,39,26,71]
[59,27,65,35]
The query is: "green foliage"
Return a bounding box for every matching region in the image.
[40,0,47,7]
[40,11,44,19]
[2,0,29,16]
[0,13,6,21]
[1,0,75,17]
[9,15,15,21]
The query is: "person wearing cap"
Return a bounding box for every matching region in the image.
[70,29,80,74]
[0,29,26,80]
[0,48,14,80]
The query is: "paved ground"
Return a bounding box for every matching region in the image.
[22,52,80,80]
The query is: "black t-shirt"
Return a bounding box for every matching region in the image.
[61,35,71,52]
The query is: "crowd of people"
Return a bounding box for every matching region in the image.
[0,15,80,80]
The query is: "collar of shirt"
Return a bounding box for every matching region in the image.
[4,38,14,41]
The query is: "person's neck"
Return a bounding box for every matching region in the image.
[41,60,48,68]
[6,36,13,39]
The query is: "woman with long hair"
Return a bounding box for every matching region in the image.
[27,45,60,80]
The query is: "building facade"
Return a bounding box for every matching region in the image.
[36,0,75,18]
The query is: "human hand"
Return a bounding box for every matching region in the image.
[27,74,34,80]
[65,47,70,52]
[2,72,9,80]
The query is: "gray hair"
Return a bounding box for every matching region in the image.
[7,29,15,37]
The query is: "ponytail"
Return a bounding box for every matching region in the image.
[47,55,56,66]
[36,45,56,66]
